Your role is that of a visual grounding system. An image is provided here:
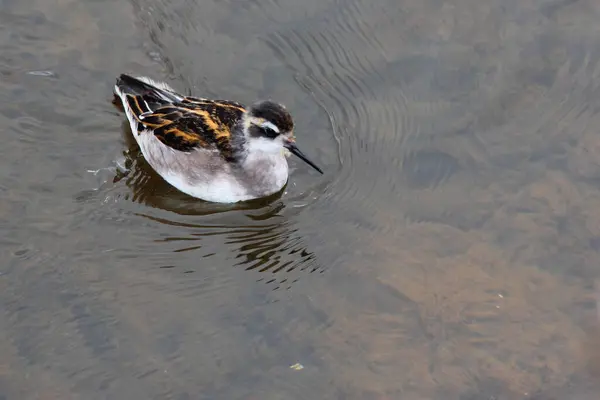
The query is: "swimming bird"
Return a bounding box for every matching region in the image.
[113,74,323,203]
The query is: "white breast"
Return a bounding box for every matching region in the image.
[135,132,257,203]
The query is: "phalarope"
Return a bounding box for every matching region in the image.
[113,74,323,203]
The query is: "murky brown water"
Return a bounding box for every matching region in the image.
[2,0,600,398]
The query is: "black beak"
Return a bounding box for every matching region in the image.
[284,141,323,174]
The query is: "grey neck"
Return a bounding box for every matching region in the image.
[229,121,249,162]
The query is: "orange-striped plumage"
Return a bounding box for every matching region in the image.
[118,75,247,160]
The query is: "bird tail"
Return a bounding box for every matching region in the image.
[114,74,183,104]
[113,74,185,122]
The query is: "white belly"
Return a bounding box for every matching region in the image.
[136,131,290,203]
[135,132,260,203]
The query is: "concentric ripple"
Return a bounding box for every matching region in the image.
[260,0,425,220]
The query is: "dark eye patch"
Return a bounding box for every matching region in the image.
[249,123,280,139]
[260,125,279,139]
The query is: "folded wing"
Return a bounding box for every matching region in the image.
[115,74,247,160]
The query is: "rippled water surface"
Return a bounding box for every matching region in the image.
[3,0,600,398]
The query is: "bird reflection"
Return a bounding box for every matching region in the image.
[112,120,322,289]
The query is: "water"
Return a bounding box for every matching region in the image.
[2,0,600,398]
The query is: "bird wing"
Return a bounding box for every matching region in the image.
[122,93,247,160]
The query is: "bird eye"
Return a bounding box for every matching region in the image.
[259,121,280,138]
[261,127,278,139]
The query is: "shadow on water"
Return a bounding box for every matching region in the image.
[90,119,324,289]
